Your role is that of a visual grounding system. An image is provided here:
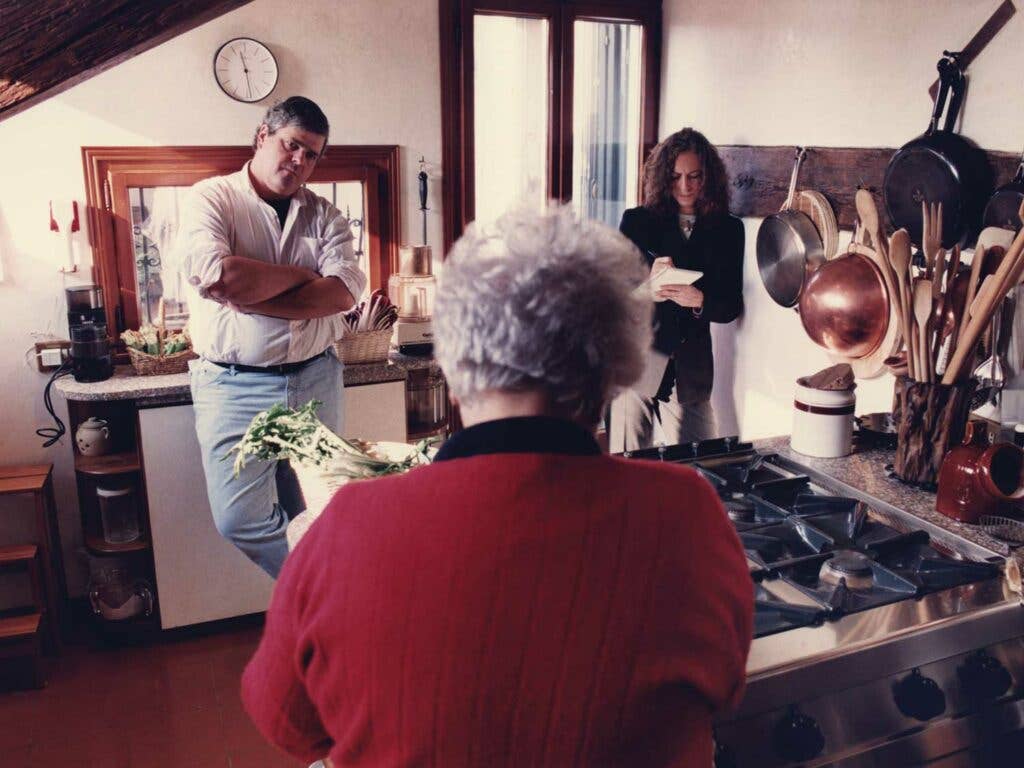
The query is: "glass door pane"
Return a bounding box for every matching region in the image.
[571,20,643,228]
[129,186,192,328]
[473,14,549,225]
[307,180,369,299]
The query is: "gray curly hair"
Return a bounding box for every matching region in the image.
[434,205,652,427]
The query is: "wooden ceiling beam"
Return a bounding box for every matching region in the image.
[0,0,254,123]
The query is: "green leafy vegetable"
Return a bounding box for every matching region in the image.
[225,400,431,481]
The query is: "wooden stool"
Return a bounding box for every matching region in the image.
[0,464,66,654]
[0,544,46,687]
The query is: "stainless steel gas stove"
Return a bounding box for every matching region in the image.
[622,439,1024,767]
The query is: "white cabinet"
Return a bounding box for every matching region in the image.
[138,404,274,629]
[137,379,408,629]
[340,379,407,442]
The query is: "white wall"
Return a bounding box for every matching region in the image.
[661,0,1024,440]
[0,0,442,597]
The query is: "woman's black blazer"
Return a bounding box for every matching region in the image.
[619,206,744,404]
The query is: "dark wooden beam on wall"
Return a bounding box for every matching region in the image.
[0,0,254,123]
[719,145,1022,231]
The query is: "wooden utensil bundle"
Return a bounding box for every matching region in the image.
[884,201,1024,385]
[942,203,1024,384]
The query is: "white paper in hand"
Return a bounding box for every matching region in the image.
[651,266,703,291]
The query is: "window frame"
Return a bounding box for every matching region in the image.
[81,144,401,335]
[439,0,662,252]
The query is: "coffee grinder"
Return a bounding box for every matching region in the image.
[388,159,436,356]
[66,285,113,382]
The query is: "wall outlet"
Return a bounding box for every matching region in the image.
[35,341,70,373]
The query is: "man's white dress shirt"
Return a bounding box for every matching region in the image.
[178,162,367,365]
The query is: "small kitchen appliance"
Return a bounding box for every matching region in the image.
[388,245,436,356]
[65,285,112,382]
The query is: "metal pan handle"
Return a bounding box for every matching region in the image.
[784,147,807,210]
[931,52,965,134]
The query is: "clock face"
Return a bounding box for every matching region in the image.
[213,38,279,103]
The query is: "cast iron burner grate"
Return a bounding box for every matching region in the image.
[778,552,919,616]
[869,537,1003,592]
[697,469,790,531]
[620,436,752,463]
[741,519,835,577]
[753,585,826,638]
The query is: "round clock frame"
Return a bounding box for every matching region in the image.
[213,37,279,103]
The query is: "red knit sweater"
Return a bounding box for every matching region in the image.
[242,451,752,766]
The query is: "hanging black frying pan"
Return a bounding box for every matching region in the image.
[883,53,993,249]
[983,145,1024,231]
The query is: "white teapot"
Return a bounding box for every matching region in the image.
[75,417,111,456]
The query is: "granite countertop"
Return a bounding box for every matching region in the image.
[55,356,408,403]
[757,436,1024,576]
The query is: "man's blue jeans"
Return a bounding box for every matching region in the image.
[189,353,344,578]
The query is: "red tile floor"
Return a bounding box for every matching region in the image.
[0,614,304,767]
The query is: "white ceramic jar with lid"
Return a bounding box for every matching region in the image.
[791,380,856,458]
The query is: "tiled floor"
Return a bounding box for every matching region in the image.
[0,615,304,767]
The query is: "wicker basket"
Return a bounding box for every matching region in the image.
[127,346,198,376]
[332,328,392,364]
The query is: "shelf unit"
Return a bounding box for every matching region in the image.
[66,399,158,629]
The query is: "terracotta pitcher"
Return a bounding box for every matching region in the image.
[936,421,1024,523]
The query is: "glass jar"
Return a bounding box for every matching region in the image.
[388,274,436,321]
[406,367,448,436]
[96,485,140,544]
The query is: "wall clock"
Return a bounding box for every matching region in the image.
[213,37,279,103]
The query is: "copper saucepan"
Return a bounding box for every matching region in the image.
[799,252,890,359]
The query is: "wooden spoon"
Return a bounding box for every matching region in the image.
[890,229,915,379]
[957,243,988,350]
[913,279,935,382]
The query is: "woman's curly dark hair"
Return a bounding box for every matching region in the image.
[642,128,730,219]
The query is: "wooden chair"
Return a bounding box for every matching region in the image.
[0,464,66,660]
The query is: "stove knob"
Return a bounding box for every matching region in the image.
[893,668,946,721]
[958,650,1012,701]
[772,705,824,762]
[713,733,737,768]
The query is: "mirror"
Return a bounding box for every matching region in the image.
[83,145,401,337]
[126,180,368,329]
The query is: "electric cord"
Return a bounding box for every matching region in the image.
[37,359,74,447]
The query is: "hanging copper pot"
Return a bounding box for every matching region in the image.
[798,252,890,359]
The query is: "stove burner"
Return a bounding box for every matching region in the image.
[725,494,756,523]
[820,550,875,590]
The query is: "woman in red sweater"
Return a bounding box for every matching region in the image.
[242,206,753,767]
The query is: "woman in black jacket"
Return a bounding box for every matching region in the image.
[612,128,744,450]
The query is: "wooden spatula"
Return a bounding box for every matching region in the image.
[913,279,934,382]
[890,229,915,379]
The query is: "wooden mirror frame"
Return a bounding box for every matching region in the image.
[82,144,401,335]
